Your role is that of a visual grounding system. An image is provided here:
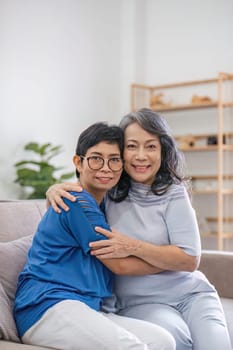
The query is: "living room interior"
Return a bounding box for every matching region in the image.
[1,2,233,349]
[1,0,233,253]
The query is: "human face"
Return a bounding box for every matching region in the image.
[73,141,123,203]
[123,122,162,185]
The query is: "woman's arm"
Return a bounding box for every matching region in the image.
[46,183,200,273]
[99,255,163,276]
[91,186,201,272]
[90,227,199,272]
[47,189,161,275]
[46,182,81,212]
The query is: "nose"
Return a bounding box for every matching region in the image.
[100,159,111,172]
[135,147,147,160]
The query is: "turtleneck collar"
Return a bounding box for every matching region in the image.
[129,180,152,197]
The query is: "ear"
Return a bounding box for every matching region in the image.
[73,155,82,173]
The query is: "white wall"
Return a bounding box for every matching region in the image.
[0,0,130,199]
[144,0,233,84]
[1,0,233,199]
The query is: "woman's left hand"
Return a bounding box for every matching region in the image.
[89,227,141,259]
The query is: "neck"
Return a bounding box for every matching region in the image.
[79,181,105,205]
[89,190,105,204]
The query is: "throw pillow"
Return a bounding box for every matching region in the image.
[0,234,33,341]
[0,283,20,342]
[0,235,33,301]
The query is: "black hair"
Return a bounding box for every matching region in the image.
[108,108,186,202]
[75,122,124,178]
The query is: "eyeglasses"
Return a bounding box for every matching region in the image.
[80,156,123,172]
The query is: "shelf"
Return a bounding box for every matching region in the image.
[176,132,233,152]
[175,132,233,140]
[131,72,233,250]
[193,189,218,194]
[222,189,233,195]
[150,101,233,113]
[206,217,233,223]
[191,175,233,180]
[181,145,233,152]
[223,233,233,239]
[181,145,218,152]
[201,232,233,238]
[131,73,233,91]
[193,189,233,195]
[222,145,233,151]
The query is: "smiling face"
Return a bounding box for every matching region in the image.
[73,141,123,203]
[123,122,162,185]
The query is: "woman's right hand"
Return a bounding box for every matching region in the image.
[46,182,82,213]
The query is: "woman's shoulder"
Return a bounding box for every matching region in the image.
[165,183,189,199]
[65,190,99,209]
[69,190,94,200]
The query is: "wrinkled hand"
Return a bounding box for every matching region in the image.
[89,227,141,259]
[46,182,82,213]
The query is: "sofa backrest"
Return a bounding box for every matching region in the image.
[0,200,46,242]
[1,200,233,300]
[199,250,233,299]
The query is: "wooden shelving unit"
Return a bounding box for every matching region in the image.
[131,72,233,250]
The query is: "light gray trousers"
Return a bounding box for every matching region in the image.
[22,300,175,350]
[118,292,232,350]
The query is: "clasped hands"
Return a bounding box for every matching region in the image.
[90,227,141,259]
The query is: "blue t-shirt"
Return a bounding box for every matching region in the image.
[14,190,113,338]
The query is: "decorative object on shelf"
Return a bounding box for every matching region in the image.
[150,93,172,109]
[14,142,74,199]
[207,135,218,145]
[207,135,226,145]
[191,94,212,104]
[179,135,196,149]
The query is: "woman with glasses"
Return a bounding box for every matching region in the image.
[14,122,175,350]
[46,109,231,350]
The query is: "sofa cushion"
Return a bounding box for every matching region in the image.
[0,235,33,341]
[0,200,45,242]
[199,250,233,299]
[0,235,33,301]
[0,284,19,342]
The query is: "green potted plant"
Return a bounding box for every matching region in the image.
[14,142,74,199]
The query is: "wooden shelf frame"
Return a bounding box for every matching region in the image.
[201,232,233,238]
[193,189,233,195]
[131,72,233,113]
[191,174,233,181]
[206,217,233,223]
[137,101,233,113]
[175,132,233,140]
[131,72,233,250]
[180,145,233,152]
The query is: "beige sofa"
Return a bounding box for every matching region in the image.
[0,200,232,349]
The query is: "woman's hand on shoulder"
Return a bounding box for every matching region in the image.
[89,227,141,259]
[46,182,82,213]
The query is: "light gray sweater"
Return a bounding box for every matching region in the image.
[104,181,215,310]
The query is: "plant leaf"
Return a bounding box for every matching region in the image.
[59,172,75,181]
[15,141,73,199]
[24,142,42,154]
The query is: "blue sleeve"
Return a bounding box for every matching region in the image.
[165,186,201,256]
[61,193,110,255]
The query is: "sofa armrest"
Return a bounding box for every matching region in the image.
[199,250,233,299]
